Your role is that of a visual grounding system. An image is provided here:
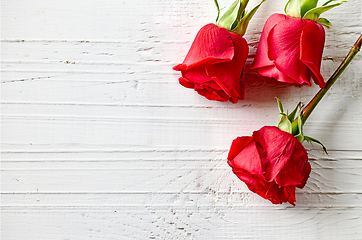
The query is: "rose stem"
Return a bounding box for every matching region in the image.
[291,33,362,133]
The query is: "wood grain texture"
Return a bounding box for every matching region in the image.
[1,0,362,239]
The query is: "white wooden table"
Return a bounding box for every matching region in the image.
[1,0,362,239]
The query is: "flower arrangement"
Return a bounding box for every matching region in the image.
[174,0,362,205]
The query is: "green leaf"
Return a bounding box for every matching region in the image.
[232,0,265,36]
[287,102,302,122]
[214,0,221,22]
[300,0,318,17]
[303,1,346,21]
[317,17,332,27]
[304,136,328,154]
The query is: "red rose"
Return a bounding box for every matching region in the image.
[173,23,248,103]
[227,126,311,205]
[251,13,326,87]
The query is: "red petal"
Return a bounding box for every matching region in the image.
[300,21,326,88]
[183,67,212,85]
[285,186,296,205]
[267,17,311,85]
[233,169,266,193]
[181,24,234,70]
[205,33,248,100]
[264,183,285,204]
[251,14,287,70]
[248,184,269,201]
[178,77,194,89]
[254,126,308,187]
[254,65,296,84]
[195,86,229,102]
[263,183,295,205]
[229,141,264,178]
[173,63,186,71]
[227,136,253,160]
[297,161,311,189]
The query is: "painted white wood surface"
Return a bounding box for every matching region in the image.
[1,0,362,239]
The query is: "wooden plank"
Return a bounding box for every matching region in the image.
[2,111,362,150]
[1,208,361,239]
[1,152,361,195]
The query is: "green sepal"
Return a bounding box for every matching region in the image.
[287,102,302,123]
[284,0,302,18]
[276,97,284,113]
[232,0,266,36]
[277,114,293,134]
[303,1,346,21]
[322,0,337,6]
[304,136,328,154]
[275,98,293,134]
[284,0,318,18]
[214,0,221,22]
[317,18,332,27]
[294,111,305,143]
[217,0,247,31]
[275,98,328,153]
[300,0,318,17]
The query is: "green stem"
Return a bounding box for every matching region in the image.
[292,34,362,134]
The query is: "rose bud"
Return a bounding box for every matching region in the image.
[227,98,326,205]
[173,0,265,103]
[251,0,346,87]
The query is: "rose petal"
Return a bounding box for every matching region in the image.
[183,67,212,85]
[254,126,308,187]
[273,140,307,187]
[205,32,248,100]
[248,184,269,201]
[267,17,311,85]
[251,13,287,69]
[228,136,254,160]
[263,184,295,205]
[233,168,266,192]
[229,141,265,179]
[297,161,311,189]
[300,20,326,87]
[265,182,285,204]
[195,86,225,101]
[285,186,296,205]
[178,77,194,89]
[182,24,235,70]
[205,80,223,91]
[173,63,187,71]
[255,65,297,84]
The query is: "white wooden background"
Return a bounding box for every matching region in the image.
[1,0,362,239]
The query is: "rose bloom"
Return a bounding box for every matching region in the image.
[227,126,311,205]
[251,13,326,88]
[173,23,248,103]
